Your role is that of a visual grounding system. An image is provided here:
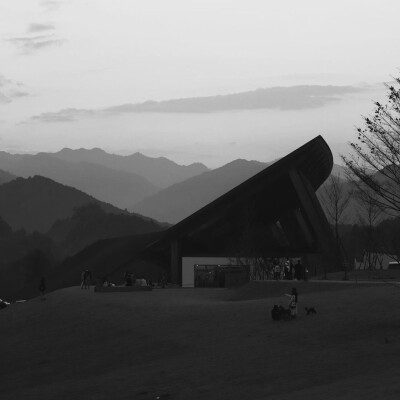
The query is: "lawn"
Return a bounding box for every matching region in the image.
[1,281,400,400]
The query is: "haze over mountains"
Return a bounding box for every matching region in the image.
[0,169,16,185]
[0,147,349,227]
[132,159,269,223]
[50,148,209,189]
[0,149,209,208]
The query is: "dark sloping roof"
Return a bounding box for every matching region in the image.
[146,135,333,252]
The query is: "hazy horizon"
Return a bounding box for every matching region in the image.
[1,0,399,167]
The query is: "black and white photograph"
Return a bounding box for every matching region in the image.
[1,1,400,399]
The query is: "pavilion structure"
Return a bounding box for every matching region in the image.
[144,135,340,285]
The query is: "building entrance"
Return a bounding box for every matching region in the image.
[194,264,249,288]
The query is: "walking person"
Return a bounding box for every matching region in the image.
[80,269,92,289]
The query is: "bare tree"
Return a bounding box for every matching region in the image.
[342,75,400,216]
[319,174,352,248]
[375,217,400,264]
[355,187,384,269]
[319,174,353,278]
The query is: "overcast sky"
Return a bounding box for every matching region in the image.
[1,0,399,167]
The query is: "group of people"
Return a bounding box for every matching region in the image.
[271,287,299,320]
[124,271,153,287]
[262,258,308,281]
[80,269,92,289]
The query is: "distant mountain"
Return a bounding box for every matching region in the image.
[51,148,209,189]
[48,203,166,257]
[0,152,158,208]
[330,164,349,180]
[132,159,269,223]
[132,160,354,224]
[0,169,17,185]
[0,175,131,233]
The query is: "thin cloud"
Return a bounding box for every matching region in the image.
[28,23,55,33]
[103,85,364,113]
[31,108,95,123]
[29,85,365,123]
[40,1,64,11]
[0,74,29,104]
[0,93,9,104]
[8,35,66,54]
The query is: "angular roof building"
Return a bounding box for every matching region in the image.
[145,135,341,284]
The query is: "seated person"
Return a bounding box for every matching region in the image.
[271,305,281,321]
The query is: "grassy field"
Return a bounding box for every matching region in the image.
[2,281,400,400]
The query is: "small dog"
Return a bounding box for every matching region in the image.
[305,307,317,315]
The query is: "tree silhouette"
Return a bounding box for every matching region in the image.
[342,75,400,215]
[319,174,352,250]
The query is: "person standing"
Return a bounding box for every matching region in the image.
[81,269,92,289]
[285,287,298,318]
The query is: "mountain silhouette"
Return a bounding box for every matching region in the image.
[132,159,269,223]
[0,169,17,185]
[0,175,132,232]
[0,152,159,208]
[51,148,209,189]
[0,187,166,300]
[48,203,166,257]
[132,159,353,224]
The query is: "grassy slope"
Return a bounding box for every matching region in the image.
[1,282,400,400]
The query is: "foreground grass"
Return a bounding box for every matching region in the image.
[1,282,400,400]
